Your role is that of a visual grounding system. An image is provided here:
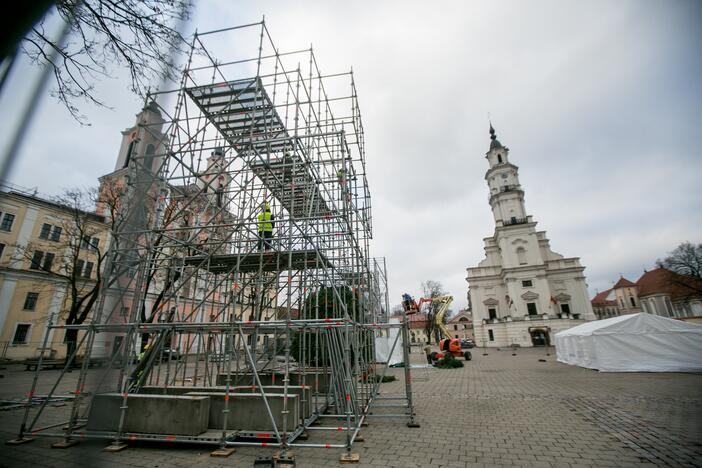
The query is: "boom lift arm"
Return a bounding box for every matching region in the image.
[403,293,471,362]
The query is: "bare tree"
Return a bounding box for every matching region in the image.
[390,304,405,317]
[21,0,192,123]
[12,188,109,364]
[421,280,446,344]
[657,242,702,281]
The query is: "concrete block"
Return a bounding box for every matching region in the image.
[230,385,312,421]
[140,385,312,423]
[186,392,299,432]
[216,369,332,394]
[87,393,210,436]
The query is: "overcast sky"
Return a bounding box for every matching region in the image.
[1,0,701,312]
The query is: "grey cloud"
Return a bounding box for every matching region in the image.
[3,0,700,311]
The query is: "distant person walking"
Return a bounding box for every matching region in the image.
[423,343,433,365]
[257,203,274,250]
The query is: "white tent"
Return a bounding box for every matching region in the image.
[374,320,404,365]
[555,313,702,372]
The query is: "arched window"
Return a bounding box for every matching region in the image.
[144,144,155,171]
[516,247,527,265]
[123,140,136,168]
[497,154,503,163]
[629,296,636,307]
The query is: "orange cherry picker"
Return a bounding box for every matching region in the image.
[402,294,472,362]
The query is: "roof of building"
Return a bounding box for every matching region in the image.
[613,277,637,289]
[2,190,106,224]
[408,312,429,329]
[591,288,617,306]
[635,267,702,300]
[448,310,472,323]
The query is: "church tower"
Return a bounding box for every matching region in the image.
[466,125,595,348]
[96,101,168,219]
[485,125,528,226]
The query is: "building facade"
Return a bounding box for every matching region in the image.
[408,313,430,344]
[0,189,109,360]
[466,126,595,348]
[447,309,474,340]
[592,268,702,322]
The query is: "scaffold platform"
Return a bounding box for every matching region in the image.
[183,250,331,273]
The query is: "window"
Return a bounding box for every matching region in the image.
[488,308,497,320]
[665,298,673,317]
[50,226,62,242]
[0,243,5,258]
[560,303,571,314]
[145,144,155,171]
[82,235,99,251]
[75,259,84,277]
[23,292,39,311]
[521,280,533,287]
[39,223,52,239]
[39,223,62,242]
[43,252,55,271]
[629,296,636,307]
[83,261,94,278]
[527,302,538,316]
[453,325,458,331]
[12,324,31,344]
[30,250,44,270]
[497,154,502,163]
[488,329,494,341]
[124,140,135,168]
[516,247,527,265]
[1,213,15,231]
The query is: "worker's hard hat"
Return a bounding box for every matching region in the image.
[143,343,150,350]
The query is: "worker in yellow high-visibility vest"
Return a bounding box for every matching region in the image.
[257,203,275,250]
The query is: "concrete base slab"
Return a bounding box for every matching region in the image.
[186,392,299,432]
[272,450,294,460]
[87,393,210,436]
[210,447,236,457]
[52,439,80,449]
[253,457,275,467]
[217,370,331,394]
[103,442,128,452]
[340,452,360,463]
[5,437,34,445]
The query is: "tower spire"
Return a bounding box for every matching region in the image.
[489,122,503,150]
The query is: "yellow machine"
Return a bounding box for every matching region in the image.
[404,294,472,362]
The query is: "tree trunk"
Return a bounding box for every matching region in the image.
[64,328,79,368]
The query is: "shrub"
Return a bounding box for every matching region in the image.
[434,353,464,369]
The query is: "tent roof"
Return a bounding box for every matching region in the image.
[555,313,702,337]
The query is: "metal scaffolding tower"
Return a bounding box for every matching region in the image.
[11,20,417,464]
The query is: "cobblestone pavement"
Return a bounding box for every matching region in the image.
[1,347,700,467]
